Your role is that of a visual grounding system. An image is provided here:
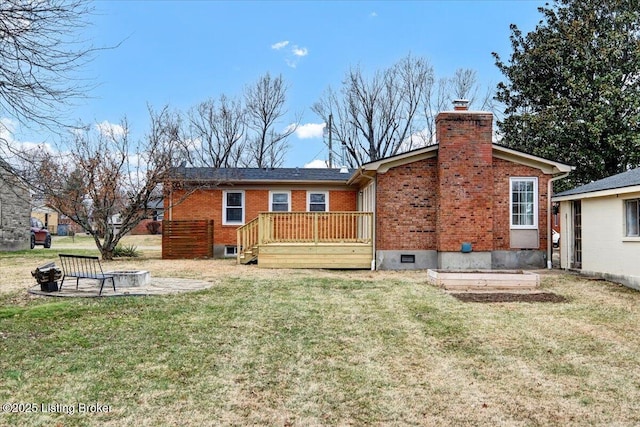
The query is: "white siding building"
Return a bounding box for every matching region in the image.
[554,168,640,290]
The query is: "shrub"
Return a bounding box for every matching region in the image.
[146,221,161,235]
[113,244,140,258]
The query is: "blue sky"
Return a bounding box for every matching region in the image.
[12,0,546,168]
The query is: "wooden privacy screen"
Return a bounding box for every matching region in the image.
[162,220,214,259]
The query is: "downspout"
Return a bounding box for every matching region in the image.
[547,172,570,269]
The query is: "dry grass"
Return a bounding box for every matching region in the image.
[1,235,640,426]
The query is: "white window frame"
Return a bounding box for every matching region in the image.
[307,191,329,212]
[510,177,538,229]
[624,198,640,237]
[269,190,291,212]
[223,190,245,225]
[224,246,238,257]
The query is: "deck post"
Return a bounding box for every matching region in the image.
[236,227,241,264]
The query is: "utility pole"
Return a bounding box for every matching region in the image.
[328,114,333,169]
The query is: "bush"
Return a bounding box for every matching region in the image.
[113,244,140,258]
[146,221,161,235]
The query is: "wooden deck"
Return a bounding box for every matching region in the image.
[237,212,373,269]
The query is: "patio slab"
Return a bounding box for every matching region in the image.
[28,277,213,298]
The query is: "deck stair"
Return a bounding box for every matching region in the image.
[237,216,259,264]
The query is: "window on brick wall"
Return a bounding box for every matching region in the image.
[510,178,538,229]
[223,191,244,225]
[625,199,639,237]
[307,191,328,212]
[269,191,290,212]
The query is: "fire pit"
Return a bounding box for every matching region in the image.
[106,270,151,288]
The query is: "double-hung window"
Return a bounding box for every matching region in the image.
[270,191,290,212]
[510,178,538,229]
[223,191,244,225]
[625,199,640,237]
[307,191,328,212]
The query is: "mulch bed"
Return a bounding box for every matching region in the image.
[451,292,568,303]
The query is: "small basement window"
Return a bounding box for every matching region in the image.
[400,254,415,263]
[225,246,238,257]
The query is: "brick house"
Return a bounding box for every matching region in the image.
[166,168,357,259]
[165,103,572,269]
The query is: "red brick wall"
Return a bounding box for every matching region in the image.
[374,110,550,254]
[167,187,357,247]
[436,111,494,252]
[375,158,438,251]
[492,158,550,250]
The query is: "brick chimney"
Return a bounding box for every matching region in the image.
[436,101,494,260]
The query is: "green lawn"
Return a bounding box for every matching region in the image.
[1,268,640,426]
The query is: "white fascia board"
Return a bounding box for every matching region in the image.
[553,185,640,202]
[493,145,574,174]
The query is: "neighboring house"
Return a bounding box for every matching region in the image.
[0,160,30,251]
[553,167,640,289]
[31,204,59,235]
[165,102,573,269]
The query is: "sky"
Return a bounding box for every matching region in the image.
[10,0,547,168]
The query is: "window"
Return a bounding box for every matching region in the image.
[307,191,328,212]
[510,178,538,229]
[225,246,238,257]
[625,199,639,237]
[223,191,244,225]
[269,191,290,212]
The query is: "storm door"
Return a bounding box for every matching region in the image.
[571,201,582,269]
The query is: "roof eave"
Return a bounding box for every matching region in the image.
[553,184,640,202]
[493,145,574,174]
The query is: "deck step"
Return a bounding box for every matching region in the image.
[239,246,258,264]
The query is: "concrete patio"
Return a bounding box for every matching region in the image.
[28,277,214,298]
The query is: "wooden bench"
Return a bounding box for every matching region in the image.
[58,254,115,296]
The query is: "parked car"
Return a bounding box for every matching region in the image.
[30,217,51,249]
[552,229,560,248]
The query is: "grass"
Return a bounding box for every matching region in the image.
[1,252,640,425]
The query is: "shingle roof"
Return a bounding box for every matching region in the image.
[171,167,355,183]
[555,167,640,197]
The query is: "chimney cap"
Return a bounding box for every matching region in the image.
[453,99,469,111]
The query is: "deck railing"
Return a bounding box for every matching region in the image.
[260,211,373,244]
[236,216,259,263]
[237,212,373,260]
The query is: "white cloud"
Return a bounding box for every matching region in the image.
[0,117,55,161]
[272,40,309,68]
[370,11,378,18]
[292,46,308,57]
[95,120,126,138]
[304,159,328,168]
[0,117,16,142]
[295,122,325,139]
[271,40,289,50]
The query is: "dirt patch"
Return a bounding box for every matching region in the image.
[450,292,568,303]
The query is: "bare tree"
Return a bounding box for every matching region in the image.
[243,73,297,168]
[313,54,434,166]
[35,107,180,260]
[0,0,96,135]
[421,68,497,144]
[180,95,246,168]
